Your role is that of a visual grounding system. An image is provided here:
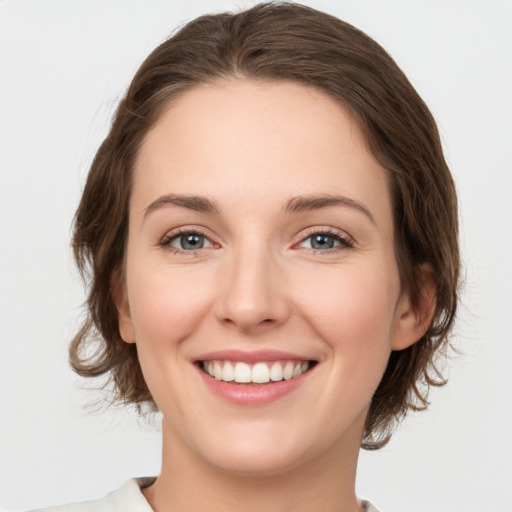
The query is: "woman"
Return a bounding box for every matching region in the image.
[34,3,459,511]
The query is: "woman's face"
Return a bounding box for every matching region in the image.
[117,79,419,475]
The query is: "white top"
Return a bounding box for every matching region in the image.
[29,479,155,512]
[29,478,381,512]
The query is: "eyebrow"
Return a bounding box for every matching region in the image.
[144,194,220,217]
[143,193,375,224]
[285,194,376,224]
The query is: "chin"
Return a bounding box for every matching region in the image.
[186,419,330,478]
[206,441,311,478]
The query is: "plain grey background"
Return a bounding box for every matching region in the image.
[1,1,511,511]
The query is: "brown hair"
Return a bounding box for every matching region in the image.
[70,1,459,449]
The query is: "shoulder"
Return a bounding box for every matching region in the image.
[27,478,155,512]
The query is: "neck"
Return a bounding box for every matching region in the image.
[143,414,365,512]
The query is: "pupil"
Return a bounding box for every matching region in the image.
[181,234,203,250]
[312,234,334,249]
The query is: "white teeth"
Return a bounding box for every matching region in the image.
[270,361,283,381]
[213,361,223,380]
[234,362,252,383]
[283,361,294,380]
[251,362,270,383]
[202,359,311,384]
[222,361,235,382]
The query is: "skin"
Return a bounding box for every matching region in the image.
[115,79,434,512]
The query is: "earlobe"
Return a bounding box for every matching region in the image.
[112,274,136,344]
[392,264,436,351]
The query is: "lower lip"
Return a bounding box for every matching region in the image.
[196,365,312,406]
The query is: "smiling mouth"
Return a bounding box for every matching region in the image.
[197,360,317,384]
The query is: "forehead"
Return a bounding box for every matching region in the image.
[137,79,370,173]
[133,79,392,228]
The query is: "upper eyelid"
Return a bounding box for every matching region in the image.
[296,226,353,241]
[159,227,217,250]
[161,225,214,240]
[293,227,355,251]
[158,225,353,247]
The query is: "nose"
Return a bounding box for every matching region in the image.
[215,245,290,333]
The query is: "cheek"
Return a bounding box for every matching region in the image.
[126,259,216,347]
[294,262,400,356]
[124,260,218,410]
[292,263,401,419]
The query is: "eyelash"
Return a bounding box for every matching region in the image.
[160,227,214,255]
[159,227,354,256]
[296,227,354,254]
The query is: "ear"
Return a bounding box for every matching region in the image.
[392,264,436,351]
[112,272,136,344]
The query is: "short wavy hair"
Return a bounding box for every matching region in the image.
[70,2,460,449]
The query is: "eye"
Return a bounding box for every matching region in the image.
[161,230,214,252]
[297,231,353,252]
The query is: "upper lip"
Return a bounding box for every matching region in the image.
[194,349,315,364]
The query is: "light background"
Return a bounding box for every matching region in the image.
[1,1,511,511]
